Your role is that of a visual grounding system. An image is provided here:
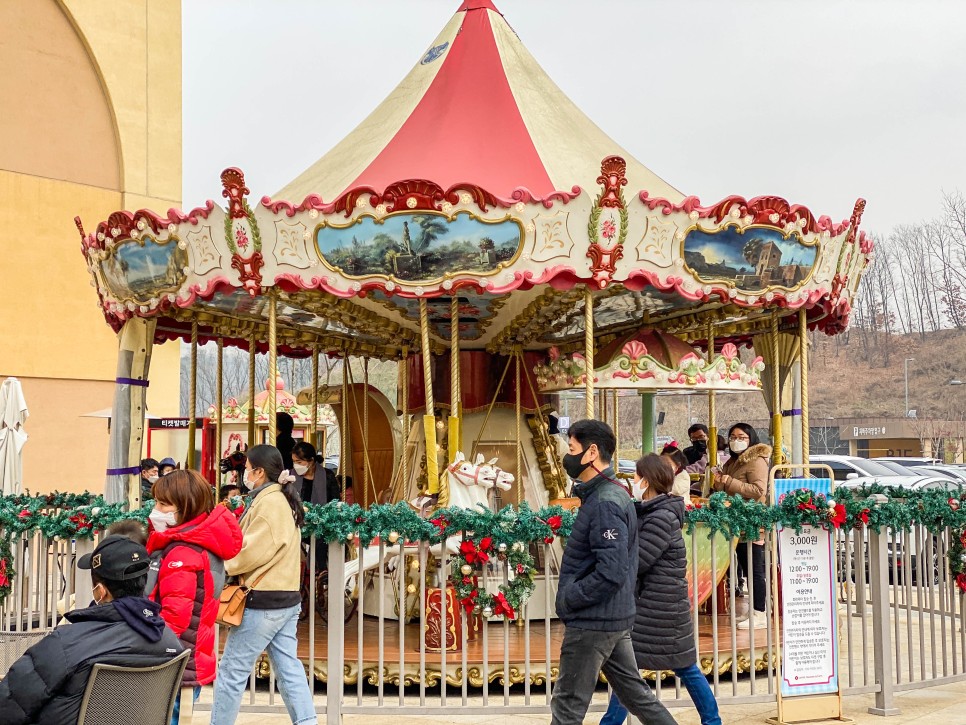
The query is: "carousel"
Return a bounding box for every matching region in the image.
[76,0,870,687]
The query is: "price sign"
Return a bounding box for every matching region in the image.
[777,523,839,696]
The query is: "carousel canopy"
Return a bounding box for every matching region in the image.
[76,0,871,365]
[277,0,683,205]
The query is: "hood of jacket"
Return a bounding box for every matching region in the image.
[634,493,685,527]
[66,597,168,643]
[731,443,772,467]
[147,504,243,560]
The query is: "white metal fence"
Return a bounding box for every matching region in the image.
[2,500,964,722]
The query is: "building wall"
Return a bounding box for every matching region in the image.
[0,0,182,493]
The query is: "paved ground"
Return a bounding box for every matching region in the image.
[191,678,966,724]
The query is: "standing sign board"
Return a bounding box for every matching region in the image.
[768,468,852,725]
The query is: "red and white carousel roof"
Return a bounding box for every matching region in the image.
[276,0,683,205]
[76,0,871,362]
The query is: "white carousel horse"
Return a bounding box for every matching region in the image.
[342,452,515,593]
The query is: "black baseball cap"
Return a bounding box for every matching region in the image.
[78,535,151,580]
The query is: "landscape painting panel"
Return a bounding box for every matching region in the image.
[316,212,522,282]
[683,226,817,291]
[101,238,187,301]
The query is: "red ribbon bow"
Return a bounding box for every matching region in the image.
[493,592,516,620]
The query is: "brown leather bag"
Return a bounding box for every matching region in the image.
[216,572,267,628]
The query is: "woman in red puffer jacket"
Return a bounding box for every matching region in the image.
[147,470,243,724]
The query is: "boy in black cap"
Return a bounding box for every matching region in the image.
[0,535,183,725]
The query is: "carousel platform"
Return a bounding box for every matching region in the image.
[235,605,777,688]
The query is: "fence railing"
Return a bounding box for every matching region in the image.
[2,499,964,721]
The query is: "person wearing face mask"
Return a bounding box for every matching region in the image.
[211,444,318,725]
[0,536,183,724]
[682,424,710,466]
[551,419,677,725]
[601,454,721,725]
[140,457,160,502]
[145,469,243,724]
[712,422,771,629]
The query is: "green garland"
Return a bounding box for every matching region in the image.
[3,487,966,609]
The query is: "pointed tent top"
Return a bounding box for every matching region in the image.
[457,0,502,12]
[276,3,682,204]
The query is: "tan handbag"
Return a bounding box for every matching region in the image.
[216,572,267,628]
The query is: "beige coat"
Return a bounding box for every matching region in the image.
[714,443,772,502]
[226,483,301,592]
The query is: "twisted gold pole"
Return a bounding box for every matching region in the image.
[363,358,370,508]
[584,287,594,419]
[216,337,224,485]
[187,320,198,470]
[771,312,782,466]
[800,308,809,465]
[515,348,523,507]
[341,354,348,502]
[401,347,409,494]
[268,290,278,445]
[418,298,439,495]
[708,321,717,470]
[311,345,319,441]
[449,295,461,460]
[247,332,256,448]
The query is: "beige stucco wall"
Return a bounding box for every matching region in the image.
[0,0,182,493]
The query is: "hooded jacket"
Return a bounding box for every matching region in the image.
[715,443,772,502]
[630,494,696,670]
[555,467,638,631]
[0,598,182,725]
[146,504,243,685]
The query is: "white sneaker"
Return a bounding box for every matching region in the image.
[737,611,767,629]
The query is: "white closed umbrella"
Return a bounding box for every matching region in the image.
[0,377,29,495]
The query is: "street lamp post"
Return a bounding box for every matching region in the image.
[904,358,915,417]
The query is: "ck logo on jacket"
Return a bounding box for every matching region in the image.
[603,529,618,540]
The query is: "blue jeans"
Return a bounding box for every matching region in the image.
[171,686,200,725]
[210,604,317,725]
[600,663,721,725]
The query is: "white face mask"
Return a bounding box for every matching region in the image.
[730,439,749,453]
[146,475,159,484]
[149,508,179,532]
[631,477,648,500]
[244,468,256,487]
[293,462,309,476]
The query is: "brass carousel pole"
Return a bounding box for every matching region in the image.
[707,321,718,471]
[363,358,370,507]
[340,353,348,502]
[311,345,320,445]
[247,331,256,448]
[800,308,810,465]
[515,348,523,506]
[187,320,198,470]
[449,295,462,460]
[771,312,783,467]
[419,298,439,495]
[216,337,224,485]
[267,290,278,445]
[584,288,595,420]
[401,347,410,491]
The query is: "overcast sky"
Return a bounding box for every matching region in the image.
[183,0,966,236]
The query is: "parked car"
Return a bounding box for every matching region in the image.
[617,459,636,475]
[914,465,966,483]
[874,456,942,468]
[873,460,921,477]
[810,454,904,481]
[838,474,961,492]
[324,454,340,471]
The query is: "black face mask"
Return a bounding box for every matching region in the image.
[562,449,591,480]
[691,439,708,453]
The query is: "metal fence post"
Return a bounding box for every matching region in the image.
[327,540,345,725]
[868,503,900,716]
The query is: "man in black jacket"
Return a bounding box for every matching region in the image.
[0,535,183,725]
[551,419,677,725]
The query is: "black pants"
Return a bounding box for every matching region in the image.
[735,541,766,612]
[550,626,677,725]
